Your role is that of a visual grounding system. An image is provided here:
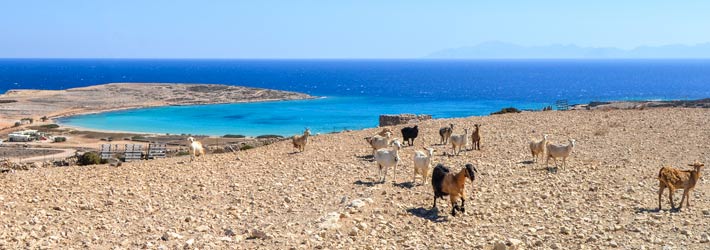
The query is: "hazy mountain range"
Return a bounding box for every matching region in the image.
[426,41,710,59]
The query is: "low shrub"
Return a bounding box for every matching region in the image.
[256,134,283,139]
[40,124,60,129]
[223,134,246,138]
[78,152,102,166]
[491,107,521,115]
[240,145,255,150]
[54,137,67,142]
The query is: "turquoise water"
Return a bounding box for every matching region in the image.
[58,96,545,136]
[5,59,708,136]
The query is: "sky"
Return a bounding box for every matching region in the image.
[1,0,709,58]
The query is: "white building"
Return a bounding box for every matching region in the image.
[8,130,39,142]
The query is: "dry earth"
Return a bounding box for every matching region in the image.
[0,108,709,249]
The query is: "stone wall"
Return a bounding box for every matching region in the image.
[378,114,432,127]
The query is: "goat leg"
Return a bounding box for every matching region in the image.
[669,189,676,209]
[658,186,664,210]
[460,197,466,213]
[678,189,688,209]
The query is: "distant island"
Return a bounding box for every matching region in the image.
[426,41,710,59]
[0,83,313,130]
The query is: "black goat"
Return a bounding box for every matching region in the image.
[400,125,419,146]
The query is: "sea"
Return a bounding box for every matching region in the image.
[1,59,709,136]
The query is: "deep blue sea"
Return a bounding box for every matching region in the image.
[1,59,708,136]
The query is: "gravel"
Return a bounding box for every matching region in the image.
[0,108,708,249]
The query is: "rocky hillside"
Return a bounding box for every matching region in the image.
[0,108,708,249]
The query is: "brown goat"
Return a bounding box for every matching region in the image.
[432,163,477,216]
[470,124,481,150]
[657,162,704,210]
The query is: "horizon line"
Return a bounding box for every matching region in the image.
[3,57,710,60]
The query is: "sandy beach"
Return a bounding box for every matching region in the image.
[0,107,708,249]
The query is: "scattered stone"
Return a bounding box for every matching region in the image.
[248,229,270,240]
[161,232,183,241]
[318,212,342,230]
[184,238,195,249]
[700,233,709,243]
[195,225,209,232]
[348,199,366,209]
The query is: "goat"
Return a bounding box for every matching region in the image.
[431,163,477,216]
[449,128,469,156]
[373,139,402,183]
[470,124,481,150]
[292,128,311,152]
[439,124,454,145]
[400,125,419,146]
[187,137,205,161]
[412,147,435,185]
[529,134,549,162]
[546,139,576,170]
[365,132,392,156]
[376,128,393,137]
[657,162,704,210]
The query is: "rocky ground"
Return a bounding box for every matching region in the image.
[0,108,708,249]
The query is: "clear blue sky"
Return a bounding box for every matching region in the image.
[1,0,709,58]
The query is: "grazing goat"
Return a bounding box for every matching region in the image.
[292,128,311,152]
[400,125,419,146]
[529,134,549,162]
[374,140,402,183]
[365,132,392,156]
[412,147,435,185]
[657,162,704,210]
[470,124,481,150]
[546,139,576,170]
[449,128,469,156]
[439,124,454,145]
[187,137,205,161]
[431,163,477,216]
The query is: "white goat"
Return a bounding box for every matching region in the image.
[374,139,402,183]
[413,147,435,185]
[187,137,205,161]
[529,134,549,162]
[292,128,311,152]
[546,139,576,170]
[449,128,469,156]
[365,132,392,156]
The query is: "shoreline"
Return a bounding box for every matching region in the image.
[55,97,709,137]
[0,82,315,132]
[51,96,324,122]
